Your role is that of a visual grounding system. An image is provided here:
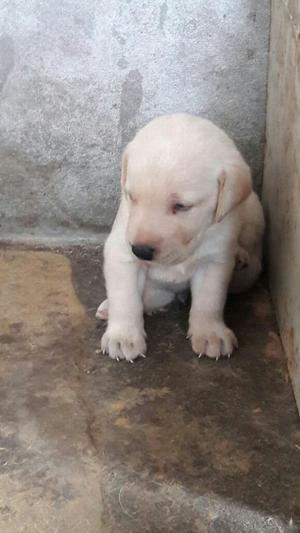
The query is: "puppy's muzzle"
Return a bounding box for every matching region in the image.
[131,244,155,261]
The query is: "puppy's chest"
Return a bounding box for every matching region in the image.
[148,257,198,288]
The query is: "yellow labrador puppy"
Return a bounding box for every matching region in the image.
[97,114,264,362]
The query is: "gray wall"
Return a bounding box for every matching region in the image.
[0,0,270,237]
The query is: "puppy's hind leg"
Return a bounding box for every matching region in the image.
[229,249,262,294]
[230,192,264,294]
[97,284,175,319]
[96,299,109,321]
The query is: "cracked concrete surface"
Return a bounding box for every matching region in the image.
[0,247,299,532]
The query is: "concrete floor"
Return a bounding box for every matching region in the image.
[0,246,300,533]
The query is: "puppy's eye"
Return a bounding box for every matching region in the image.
[172,203,192,214]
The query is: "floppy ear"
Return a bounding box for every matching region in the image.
[214,162,252,223]
[120,145,130,188]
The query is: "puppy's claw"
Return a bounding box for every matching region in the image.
[116,356,120,362]
[216,355,220,361]
[198,353,203,358]
[228,353,231,359]
[140,353,146,358]
[129,359,134,364]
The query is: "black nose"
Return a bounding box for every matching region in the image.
[131,244,155,261]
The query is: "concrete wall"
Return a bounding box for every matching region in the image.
[263,0,300,411]
[0,0,270,237]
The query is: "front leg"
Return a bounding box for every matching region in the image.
[101,236,146,362]
[188,259,237,359]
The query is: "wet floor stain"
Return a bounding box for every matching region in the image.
[0,246,299,532]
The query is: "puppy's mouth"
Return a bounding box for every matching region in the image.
[159,240,201,266]
[153,249,188,266]
[129,240,197,266]
[130,247,176,266]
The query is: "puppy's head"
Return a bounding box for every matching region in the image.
[121,114,252,265]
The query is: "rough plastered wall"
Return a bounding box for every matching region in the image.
[263,0,300,410]
[0,0,270,237]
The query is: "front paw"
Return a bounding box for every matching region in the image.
[188,319,238,359]
[101,324,147,362]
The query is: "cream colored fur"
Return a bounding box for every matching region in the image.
[97,114,265,361]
